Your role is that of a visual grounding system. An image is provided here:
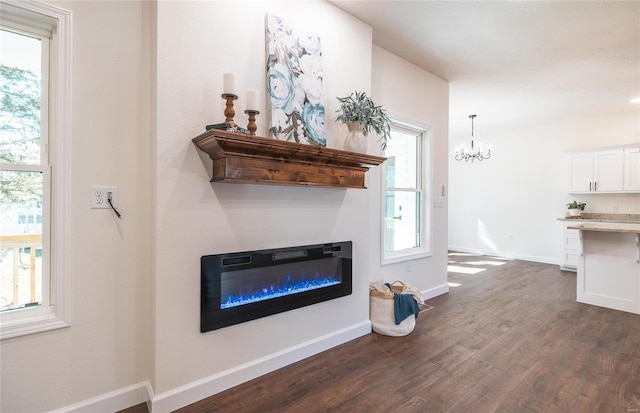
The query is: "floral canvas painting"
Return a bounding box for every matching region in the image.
[266,13,325,146]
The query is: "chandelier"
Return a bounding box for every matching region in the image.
[455,114,491,162]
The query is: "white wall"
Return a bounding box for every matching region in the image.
[152,0,375,401]
[449,111,640,263]
[370,45,449,296]
[0,1,152,412]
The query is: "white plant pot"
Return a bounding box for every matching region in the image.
[343,122,368,153]
[569,208,582,217]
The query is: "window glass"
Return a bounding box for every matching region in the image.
[0,29,45,312]
[0,29,42,165]
[384,129,418,189]
[384,190,420,252]
[0,170,43,310]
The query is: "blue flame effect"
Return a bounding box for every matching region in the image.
[221,273,341,309]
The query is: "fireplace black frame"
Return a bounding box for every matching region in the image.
[201,241,352,332]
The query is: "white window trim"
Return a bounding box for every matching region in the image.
[0,0,72,340]
[381,117,432,265]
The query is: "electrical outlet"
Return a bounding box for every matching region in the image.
[90,186,118,209]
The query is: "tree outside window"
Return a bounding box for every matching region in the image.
[1,29,45,311]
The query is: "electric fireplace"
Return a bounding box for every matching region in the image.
[201,241,352,332]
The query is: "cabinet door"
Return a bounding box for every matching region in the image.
[568,153,593,193]
[624,146,640,191]
[594,150,623,192]
[560,223,578,271]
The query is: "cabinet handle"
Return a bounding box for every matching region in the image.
[594,181,597,191]
[589,182,592,191]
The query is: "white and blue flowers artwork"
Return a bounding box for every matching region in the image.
[266,13,326,146]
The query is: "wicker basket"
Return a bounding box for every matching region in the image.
[369,281,416,336]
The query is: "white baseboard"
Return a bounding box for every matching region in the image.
[448,245,559,266]
[150,320,372,413]
[49,381,151,413]
[49,321,371,413]
[421,283,449,300]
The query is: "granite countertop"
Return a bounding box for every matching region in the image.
[558,213,640,224]
[567,221,640,233]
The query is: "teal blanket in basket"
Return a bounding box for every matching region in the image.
[385,283,420,325]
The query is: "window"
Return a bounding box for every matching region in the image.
[0,0,71,339]
[381,120,431,264]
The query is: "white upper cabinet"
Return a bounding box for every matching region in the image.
[568,147,630,194]
[568,152,595,193]
[624,146,640,192]
[593,150,624,192]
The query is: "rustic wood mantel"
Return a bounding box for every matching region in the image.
[192,129,386,189]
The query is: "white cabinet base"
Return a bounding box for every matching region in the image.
[560,222,579,272]
[576,231,640,314]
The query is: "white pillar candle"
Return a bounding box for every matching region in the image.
[223,73,236,95]
[246,89,259,111]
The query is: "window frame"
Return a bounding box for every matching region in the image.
[0,0,72,340]
[380,118,432,265]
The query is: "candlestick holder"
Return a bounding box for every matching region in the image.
[221,93,238,127]
[244,110,260,135]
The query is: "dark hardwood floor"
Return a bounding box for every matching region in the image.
[125,253,640,412]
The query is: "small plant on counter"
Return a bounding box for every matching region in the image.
[566,201,586,217]
[566,201,587,211]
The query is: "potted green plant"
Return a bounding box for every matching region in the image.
[336,91,391,152]
[566,201,586,217]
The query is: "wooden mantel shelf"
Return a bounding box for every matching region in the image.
[192,129,386,189]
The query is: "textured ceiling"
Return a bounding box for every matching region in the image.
[329,0,640,139]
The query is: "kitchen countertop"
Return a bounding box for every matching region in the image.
[558,213,640,224]
[567,222,640,233]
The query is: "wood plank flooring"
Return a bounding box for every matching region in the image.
[127,253,640,412]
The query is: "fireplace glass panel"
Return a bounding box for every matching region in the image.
[221,257,342,309]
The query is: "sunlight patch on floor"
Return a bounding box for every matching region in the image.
[465,260,507,266]
[448,282,462,287]
[447,265,486,275]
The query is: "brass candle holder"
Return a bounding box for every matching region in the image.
[244,110,260,136]
[221,93,238,127]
